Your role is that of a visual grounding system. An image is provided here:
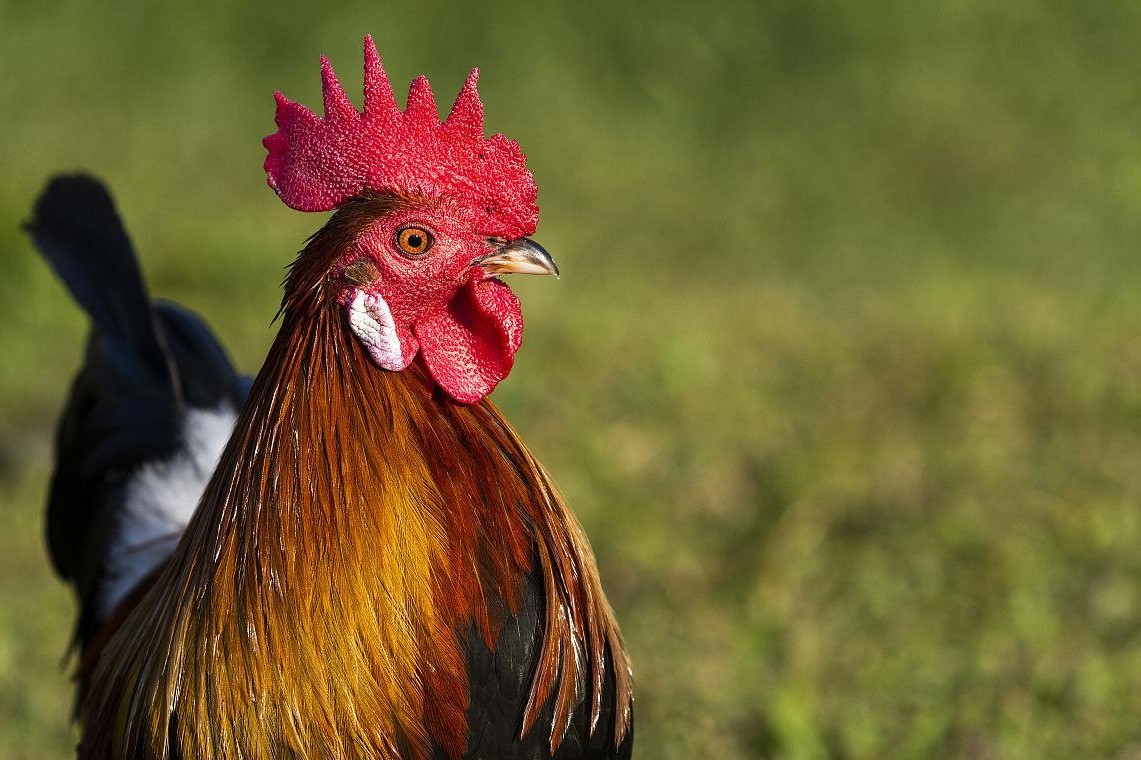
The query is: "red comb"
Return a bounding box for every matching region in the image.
[264,36,539,239]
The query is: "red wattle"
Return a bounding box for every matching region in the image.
[414,279,523,403]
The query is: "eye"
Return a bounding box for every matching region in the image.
[396,226,434,257]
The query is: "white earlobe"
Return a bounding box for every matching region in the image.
[346,289,410,370]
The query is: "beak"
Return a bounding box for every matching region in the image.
[475,238,560,278]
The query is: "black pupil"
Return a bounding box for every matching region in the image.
[407,233,423,249]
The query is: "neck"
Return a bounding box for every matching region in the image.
[82,209,631,760]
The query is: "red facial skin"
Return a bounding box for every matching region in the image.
[266,38,539,403]
[336,200,524,403]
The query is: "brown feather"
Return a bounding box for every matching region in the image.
[77,197,632,759]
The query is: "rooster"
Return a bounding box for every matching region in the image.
[27,36,632,760]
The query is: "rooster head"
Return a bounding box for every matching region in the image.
[264,36,556,403]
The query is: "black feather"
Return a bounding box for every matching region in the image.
[448,570,634,760]
[26,173,249,648]
[26,174,177,398]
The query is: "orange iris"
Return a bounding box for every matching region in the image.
[396,226,434,256]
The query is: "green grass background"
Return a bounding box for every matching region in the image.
[3,1,1141,757]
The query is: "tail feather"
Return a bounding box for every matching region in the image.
[26,173,248,652]
[26,173,179,399]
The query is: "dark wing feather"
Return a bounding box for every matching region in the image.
[453,569,634,760]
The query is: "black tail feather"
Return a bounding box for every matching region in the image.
[26,173,179,400]
[26,173,249,649]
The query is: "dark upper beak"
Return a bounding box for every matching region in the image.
[474,238,559,278]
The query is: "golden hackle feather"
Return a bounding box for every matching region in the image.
[78,197,632,760]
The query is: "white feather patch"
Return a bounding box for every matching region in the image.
[346,289,409,370]
[98,404,237,620]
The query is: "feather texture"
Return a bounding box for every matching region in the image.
[77,198,632,759]
[26,174,249,659]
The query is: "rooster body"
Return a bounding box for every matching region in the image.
[30,38,632,760]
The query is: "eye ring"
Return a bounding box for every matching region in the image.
[396,226,434,257]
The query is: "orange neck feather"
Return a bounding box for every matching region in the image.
[79,201,631,760]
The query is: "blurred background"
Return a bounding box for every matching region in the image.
[3,1,1141,758]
